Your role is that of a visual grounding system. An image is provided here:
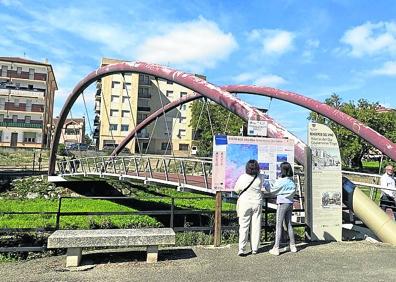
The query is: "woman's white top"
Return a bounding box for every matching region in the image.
[234,173,263,203]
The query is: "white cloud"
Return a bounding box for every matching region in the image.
[247,29,295,55]
[233,71,287,88]
[371,61,396,76]
[254,75,287,87]
[234,72,257,83]
[340,21,396,57]
[136,17,237,71]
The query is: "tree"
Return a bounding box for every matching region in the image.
[190,99,245,157]
[83,134,92,145]
[309,94,396,170]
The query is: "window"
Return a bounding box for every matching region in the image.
[110,109,119,117]
[180,104,187,111]
[1,65,7,77]
[28,68,34,80]
[161,142,171,150]
[26,100,32,111]
[142,142,148,150]
[28,84,33,90]
[121,124,129,131]
[166,90,173,97]
[138,87,150,98]
[15,82,20,89]
[65,128,79,135]
[111,81,121,88]
[167,80,173,85]
[138,99,149,107]
[139,74,150,85]
[14,98,19,107]
[109,124,118,131]
[0,114,3,122]
[178,129,186,138]
[179,144,189,151]
[137,113,148,122]
[17,67,22,75]
[179,117,187,124]
[23,132,36,143]
[121,110,130,118]
[123,82,131,90]
[0,131,2,142]
[12,115,18,123]
[180,91,187,98]
[25,116,31,123]
[122,96,130,103]
[111,95,119,103]
[0,98,5,110]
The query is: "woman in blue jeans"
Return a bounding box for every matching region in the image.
[266,161,297,255]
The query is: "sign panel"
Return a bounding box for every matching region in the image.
[247,120,268,136]
[212,135,294,191]
[307,122,342,241]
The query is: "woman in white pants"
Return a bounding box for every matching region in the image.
[234,160,263,256]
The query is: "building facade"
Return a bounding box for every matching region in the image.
[53,117,85,146]
[94,58,198,156]
[0,57,57,149]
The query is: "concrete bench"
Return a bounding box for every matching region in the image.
[47,228,176,267]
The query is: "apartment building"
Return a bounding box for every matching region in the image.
[0,57,57,148]
[53,117,85,145]
[93,58,199,156]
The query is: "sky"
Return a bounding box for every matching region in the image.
[1,0,395,143]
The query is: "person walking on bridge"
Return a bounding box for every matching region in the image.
[234,160,263,256]
[380,165,396,211]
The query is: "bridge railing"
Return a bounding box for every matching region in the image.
[56,155,214,191]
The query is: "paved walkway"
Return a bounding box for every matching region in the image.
[1,241,395,282]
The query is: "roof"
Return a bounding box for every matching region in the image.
[0,56,58,90]
[53,118,85,126]
[376,105,395,113]
[0,57,50,66]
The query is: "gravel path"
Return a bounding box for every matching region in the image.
[1,241,395,282]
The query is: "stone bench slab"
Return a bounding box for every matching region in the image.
[47,228,176,248]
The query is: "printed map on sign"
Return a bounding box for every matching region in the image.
[212,135,295,191]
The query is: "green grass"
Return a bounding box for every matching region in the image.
[133,186,236,211]
[0,149,49,168]
[0,198,161,229]
[0,185,236,229]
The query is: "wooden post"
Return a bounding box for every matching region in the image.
[214,191,222,247]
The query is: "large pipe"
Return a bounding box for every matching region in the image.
[342,177,396,245]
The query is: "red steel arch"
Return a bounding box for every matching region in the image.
[49,62,306,175]
[222,85,396,161]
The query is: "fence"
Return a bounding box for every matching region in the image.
[0,195,305,252]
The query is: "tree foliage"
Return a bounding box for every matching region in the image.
[190,99,245,157]
[308,93,396,169]
[83,134,92,145]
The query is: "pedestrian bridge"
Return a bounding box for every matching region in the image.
[51,155,215,194]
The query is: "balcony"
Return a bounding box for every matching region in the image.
[138,93,151,99]
[136,132,150,138]
[137,106,150,112]
[0,121,43,128]
[93,116,100,126]
[0,87,45,97]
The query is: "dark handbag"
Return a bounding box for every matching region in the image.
[238,174,258,197]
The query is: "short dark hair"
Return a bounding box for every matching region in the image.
[280,162,293,178]
[245,159,260,176]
